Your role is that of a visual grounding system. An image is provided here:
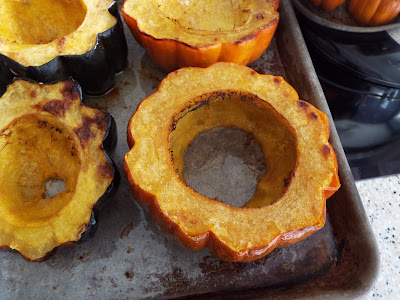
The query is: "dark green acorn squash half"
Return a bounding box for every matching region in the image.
[0,0,127,96]
[0,78,120,261]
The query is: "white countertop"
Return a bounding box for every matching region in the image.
[356,175,400,299]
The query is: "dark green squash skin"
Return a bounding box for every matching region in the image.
[1,78,120,261]
[0,63,13,97]
[79,96,121,244]
[0,1,127,97]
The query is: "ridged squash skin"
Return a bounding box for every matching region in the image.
[0,0,127,96]
[121,0,280,72]
[308,0,400,25]
[348,0,400,25]
[124,63,340,262]
[0,78,119,261]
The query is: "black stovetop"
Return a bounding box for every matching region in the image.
[296,9,400,180]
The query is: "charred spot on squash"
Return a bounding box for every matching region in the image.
[74,113,109,149]
[61,80,80,101]
[30,90,37,98]
[297,100,309,109]
[34,99,72,118]
[310,112,318,120]
[322,144,331,157]
[256,12,265,20]
[98,161,114,179]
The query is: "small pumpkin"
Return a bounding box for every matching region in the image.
[0,0,127,96]
[0,78,119,261]
[124,63,340,262]
[121,0,279,72]
[348,0,400,25]
[309,0,346,11]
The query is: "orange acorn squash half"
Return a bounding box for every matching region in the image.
[121,0,279,72]
[0,78,119,261]
[348,0,400,25]
[124,63,340,262]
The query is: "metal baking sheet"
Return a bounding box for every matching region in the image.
[0,1,378,299]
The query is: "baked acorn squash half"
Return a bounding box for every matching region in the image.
[121,0,279,72]
[124,63,340,262]
[0,78,119,261]
[348,0,400,25]
[0,0,127,96]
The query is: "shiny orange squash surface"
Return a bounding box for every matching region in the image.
[348,0,400,25]
[309,0,400,25]
[124,63,340,262]
[121,0,279,72]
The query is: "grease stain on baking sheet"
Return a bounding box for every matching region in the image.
[125,268,134,280]
[88,87,120,111]
[103,86,120,102]
[120,222,134,239]
[249,39,286,77]
[78,250,91,262]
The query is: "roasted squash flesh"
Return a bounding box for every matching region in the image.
[0,79,116,261]
[121,0,279,71]
[156,0,251,32]
[169,92,298,208]
[0,0,116,67]
[0,0,87,45]
[123,0,278,46]
[124,63,340,262]
[0,115,80,225]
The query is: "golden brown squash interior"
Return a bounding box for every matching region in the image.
[0,0,87,44]
[157,0,252,31]
[0,114,80,226]
[169,91,298,208]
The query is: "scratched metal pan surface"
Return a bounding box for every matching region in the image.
[0,0,378,299]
